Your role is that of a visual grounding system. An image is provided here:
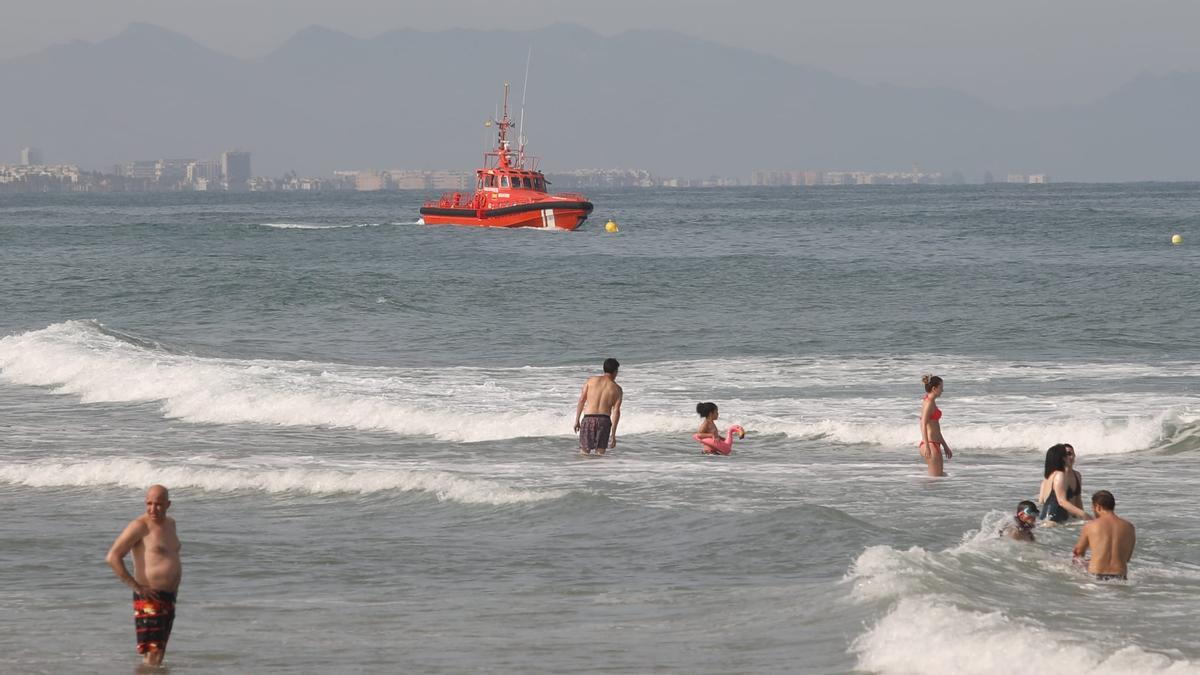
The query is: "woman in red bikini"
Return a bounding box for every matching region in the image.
[919,374,952,476]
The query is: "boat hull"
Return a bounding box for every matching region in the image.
[419,200,594,231]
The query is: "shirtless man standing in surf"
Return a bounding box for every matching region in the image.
[573,358,623,456]
[1072,490,1136,581]
[107,484,183,666]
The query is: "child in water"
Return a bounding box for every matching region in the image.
[693,402,745,456]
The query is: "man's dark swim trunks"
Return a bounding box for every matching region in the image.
[1093,573,1127,581]
[579,414,612,452]
[133,590,176,655]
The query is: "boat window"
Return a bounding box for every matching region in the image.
[500,176,510,188]
[534,177,545,190]
[485,175,496,188]
[521,176,533,188]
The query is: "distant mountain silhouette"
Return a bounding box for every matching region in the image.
[1,23,1197,180]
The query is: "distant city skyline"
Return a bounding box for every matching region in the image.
[1,148,1059,194]
[2,1,1200,109]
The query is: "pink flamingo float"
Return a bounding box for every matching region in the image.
[694,425,746,456]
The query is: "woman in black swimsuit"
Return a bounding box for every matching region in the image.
[1037,443,1091,524]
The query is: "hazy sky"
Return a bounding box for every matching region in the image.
[5,0,1200,109]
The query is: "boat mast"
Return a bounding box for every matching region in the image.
[518,47,531,168]
[495,82,513,168]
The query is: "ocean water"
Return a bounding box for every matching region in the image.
[2,185,1200,674]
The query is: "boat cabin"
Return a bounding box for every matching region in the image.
[477,169,546,192]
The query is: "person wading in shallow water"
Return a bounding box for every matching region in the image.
[573,358,623,456]
[106,484,183,667]
[919,374,953,476]
[1073,490,1136,581]
[1038,443,1091,524]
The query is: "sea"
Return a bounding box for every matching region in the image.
[2,184,1199,674]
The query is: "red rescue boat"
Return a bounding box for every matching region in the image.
[420,83,593,230]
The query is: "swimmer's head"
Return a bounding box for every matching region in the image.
[1016,500,1039,525]
[1092,490,1115,512]
[696,402,718,419]
[145,484,171,521]
[603,358,620,376]
[1044,444,1071,478]
[922,374,943,393]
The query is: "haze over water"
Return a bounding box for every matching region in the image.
[2,185,1200,673]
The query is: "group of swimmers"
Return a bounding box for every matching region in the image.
[922,373,1137,581]
[999,442,1137,580]
[105,362,1140,667]
[572,360,1138,581]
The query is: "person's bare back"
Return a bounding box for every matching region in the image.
[574,358,623,455]
[1073,490,1135,579]
[581,375,622,416]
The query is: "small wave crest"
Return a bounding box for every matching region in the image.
[800,415,1178,455]
[259,222,390,230]
[0,321,693,441]
[0,458,564,505]
[852,596,1200,675]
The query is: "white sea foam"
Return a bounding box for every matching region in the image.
[792,413,1177,455]
[1,321,1195,451]
[0,458,564,504]
[0,321,693,442]
[259,222,385,230]
[853,596,1200,675]
[847,527,1200,675]
[845,544,935,602]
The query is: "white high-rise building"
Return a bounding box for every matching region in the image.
[20,147,43,166]
[186,160,221,182]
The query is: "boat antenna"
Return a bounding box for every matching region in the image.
[518,46,531,167]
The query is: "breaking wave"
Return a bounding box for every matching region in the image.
[1,321,1195,452]
[0,458,564,505]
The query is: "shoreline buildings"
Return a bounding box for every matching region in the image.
[3,143,1056,193]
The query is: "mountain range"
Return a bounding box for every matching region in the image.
[1,22,1197,181]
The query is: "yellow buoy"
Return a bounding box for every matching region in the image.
[605,220,619,233]
[1172,234,1183,245]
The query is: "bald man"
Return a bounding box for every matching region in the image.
[106,485,183,666]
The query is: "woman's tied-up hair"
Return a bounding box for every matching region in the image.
[922,374,944,393]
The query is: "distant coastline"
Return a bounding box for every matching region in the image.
[1,162,1059,194]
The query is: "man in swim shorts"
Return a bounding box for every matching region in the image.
[106,484,183,666]
[1000,500,1039,542]
[1072,490,1135,581]
[573,358,624,455]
